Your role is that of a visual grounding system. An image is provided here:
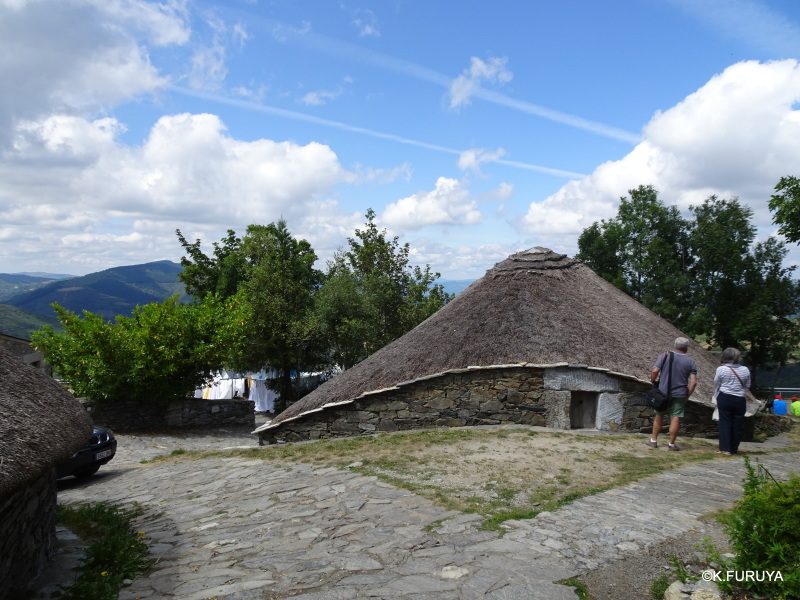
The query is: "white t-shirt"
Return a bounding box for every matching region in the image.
[714,364,750,396]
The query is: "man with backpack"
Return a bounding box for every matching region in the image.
[646,337,698,451]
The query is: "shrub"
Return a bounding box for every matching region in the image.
[718,457,800,599]
[32,296,238,403]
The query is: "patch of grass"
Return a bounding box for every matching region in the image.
[137,426,786,531]
[480,507,541,531]
[650,573,671,599]
[55,502,151,600]
[557,577,591,600]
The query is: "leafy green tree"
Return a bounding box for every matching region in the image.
[231,220,323,409]
[769,175,800,242]
[731,238,800,389]
[316,208,453,369]
[685,196,756,346]
[176,229,246,299]
[314,257,372,370]
[576,185,692,328]
[32,296,230,403]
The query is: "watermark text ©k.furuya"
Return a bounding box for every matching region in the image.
[702,570,783,583]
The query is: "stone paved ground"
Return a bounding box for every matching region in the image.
[44,426,798,600]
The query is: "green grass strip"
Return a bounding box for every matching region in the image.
[55,502,151,600]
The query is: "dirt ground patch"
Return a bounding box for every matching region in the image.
[170,425,752,528]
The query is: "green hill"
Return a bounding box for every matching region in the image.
[0,273,66,302]
[0,304,64,339]
[2,260,187,322]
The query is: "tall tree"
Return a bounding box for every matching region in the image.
[316,209,453,369]
[232,220,323,409]
[732,238,800,389]
[686,196,756,347]
[176,229,246,299]
[769,175,800,242]
[579,188,800,390]
[576,185,692,328]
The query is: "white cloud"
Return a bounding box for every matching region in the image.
[299,87,343,106]
[448,56,513,109]
[381,177,485,231]
[352,8,380,37]
[189,40,228,90]
[520,60,800,252]
[458,147,506,173]
[0,0,186,142]
[408,239,522,280]
[0,112,355,272]
[352,163,413,184]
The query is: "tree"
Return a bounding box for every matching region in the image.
[730,238,800,390]
[316,209,453,369]
[685,196,756,347]
[576,185,692,328]
[231,220,323,410]
[769,175,800,242]
[578,188,800,389]
[176,229,246,299]
[31,296,230,403]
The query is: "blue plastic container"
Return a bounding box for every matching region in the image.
[773,399,788,415]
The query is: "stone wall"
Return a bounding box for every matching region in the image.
[84,398,255,431]
[0,470,57,599]
[260,365,717,445]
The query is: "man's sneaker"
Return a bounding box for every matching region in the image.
[646,440,658,448]
[667,444,681,451]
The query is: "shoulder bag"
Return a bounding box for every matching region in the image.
[645,352,673,412]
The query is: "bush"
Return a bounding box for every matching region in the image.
[32,296,237,403]
[719,457,800,599]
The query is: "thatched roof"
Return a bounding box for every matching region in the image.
[257,248,758,433]
[0,346,93,499]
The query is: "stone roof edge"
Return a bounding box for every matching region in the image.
[252,363,650,433]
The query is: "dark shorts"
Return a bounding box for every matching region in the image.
[656,396,688,418]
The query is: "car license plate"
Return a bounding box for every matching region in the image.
[95,449,113,460]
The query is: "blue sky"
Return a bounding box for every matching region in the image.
[1,0,799,280]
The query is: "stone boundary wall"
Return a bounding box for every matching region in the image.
[84,398,255,431]
[260,366,718,445]
[0,470,57,599]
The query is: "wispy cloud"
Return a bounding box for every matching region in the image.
[242,15,640,143]
[170,85,584,178]
[448,57,513,109]
[665,0,800,56]
[352,8,380,37]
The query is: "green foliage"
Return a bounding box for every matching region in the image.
[176,229,246,299]
[555,577,590,600]
[32,296,230,403]
[576,185,692,329]
[577,184,800,383]
[316,208,453,369]
[233,220,323,407]
[56,502,151,600]
[770,175,800,243]
[650,573,671,599]
[718,457,800,599]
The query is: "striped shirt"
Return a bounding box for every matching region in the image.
[714,364,750,396]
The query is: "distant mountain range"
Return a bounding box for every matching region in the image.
[0,260,474,341]
[0,260,187,339]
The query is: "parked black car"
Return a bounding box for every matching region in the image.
[56,426,117,479]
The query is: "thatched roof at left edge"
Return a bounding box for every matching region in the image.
[256,247,759,433]
[0,347,93,499]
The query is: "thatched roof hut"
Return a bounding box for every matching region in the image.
[0,346,92,499]
[255,248,759,441]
